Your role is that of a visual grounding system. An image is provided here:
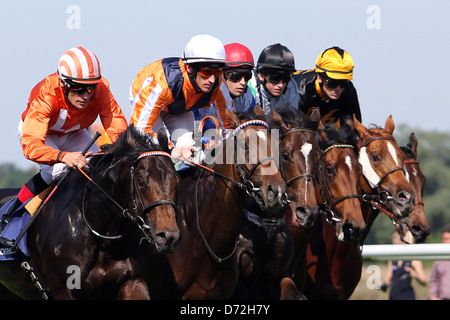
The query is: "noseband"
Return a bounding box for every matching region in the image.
[318,144,361,224]
[81,151,178,240]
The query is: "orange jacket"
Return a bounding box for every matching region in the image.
[129,58,230,138]
[21,73,127,165]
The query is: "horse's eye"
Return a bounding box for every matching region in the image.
[371,153,380,162]
[325,165,335,176]
[281,152,290,161]
[137,177,147,188]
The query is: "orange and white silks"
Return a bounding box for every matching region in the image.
[129,57,231,143]
[20,73,127,165]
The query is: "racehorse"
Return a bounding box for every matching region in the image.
[289,119,365,299]
[143,106,286,299]
[396,133,430,243]
[0,125,180,299]
[302,115,417,299]
[232,107,321,300]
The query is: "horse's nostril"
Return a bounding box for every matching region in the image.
[397,191,411,204]
[266,185,278,203]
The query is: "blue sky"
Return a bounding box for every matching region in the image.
[1,0,449,169]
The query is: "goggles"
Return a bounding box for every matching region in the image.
[263,70,292,84]
[322,77,349,89]
[224,70,252,82]
[68,83,98,95]
[197,66,222,79]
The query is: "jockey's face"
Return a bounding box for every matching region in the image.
[67,89,94,110]
[186,64,222,93]
[317,74,346,100]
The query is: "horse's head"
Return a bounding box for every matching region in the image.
[397,133,430,243]
[100,125,181,253]
[272,107,321,228]
[353,115,416,219]
[222,106,287,217]
[317,121,365,243]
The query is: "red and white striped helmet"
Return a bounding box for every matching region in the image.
[57,46,102,84]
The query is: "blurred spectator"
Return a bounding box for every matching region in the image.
[429,224,450,300]
[379,232,427,300]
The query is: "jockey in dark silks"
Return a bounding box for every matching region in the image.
[294,46,362,127]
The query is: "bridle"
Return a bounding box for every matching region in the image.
[404,159,424,206]
[318,143,362,224]
[359,136,406,220]
[279,128,318,187]
[191,119,278,263]
[80,151,178,241]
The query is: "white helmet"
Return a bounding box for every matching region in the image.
[182,34,226,66]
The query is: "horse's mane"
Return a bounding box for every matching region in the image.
[87,125,170,180]
[319,123,358,151]
[276,107,319,131]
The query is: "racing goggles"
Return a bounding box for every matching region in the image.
[322,77,349,89]
[68,83,98,95]
[263,70,292,84]
[197,66,222,79]
[224,70,252,82]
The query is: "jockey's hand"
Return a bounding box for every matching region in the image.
[171,146,199,161]
[62,151,93,169]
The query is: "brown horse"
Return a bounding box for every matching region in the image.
[290,120,365,299]
[303,115,417,299]
[232,107,321,300]
[396,133,430,243]
[144,107,286,299]
[0,125,180,299]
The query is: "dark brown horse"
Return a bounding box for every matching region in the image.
[144,107,286,299]
[303,115,417,299]
[396,133,430,243]
[0,125,180,299]
[232,107,321,300]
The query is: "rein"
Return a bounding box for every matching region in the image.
[80,151,178,241]
[188,119,275,263]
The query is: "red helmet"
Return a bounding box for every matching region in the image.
[224,43,254,68]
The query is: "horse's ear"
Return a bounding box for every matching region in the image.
[254,104,265,117]
[309,108,321,124]
[345,115,355,132]
[317,121,327,142]
[126,125,137,147]
[353,114,368,138]
[408,132,418,155]
[269,106,288,134]
[385,114,395,134]
[223,107,240,129]
[157,128,170,152]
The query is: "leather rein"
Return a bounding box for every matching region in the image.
[80,151,178,241]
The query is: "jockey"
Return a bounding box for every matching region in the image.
[294,46,362,126]
[0,47,128,243]
[129,34,231,158]
[248,43,299,115]
[193,42,255,134]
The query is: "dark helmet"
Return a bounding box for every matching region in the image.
[256,43,295,73]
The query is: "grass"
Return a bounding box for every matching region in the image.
[349,260,433,300]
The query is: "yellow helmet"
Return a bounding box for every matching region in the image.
[315,46,354,80]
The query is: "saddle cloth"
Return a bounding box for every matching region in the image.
[0,198,31,260]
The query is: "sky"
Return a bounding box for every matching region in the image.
[1,0,449,170]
